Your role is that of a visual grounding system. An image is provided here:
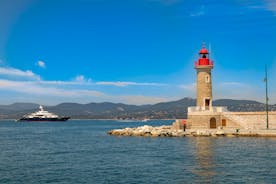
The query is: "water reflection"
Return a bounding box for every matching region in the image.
[191,137,217,183]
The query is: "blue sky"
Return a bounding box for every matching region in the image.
[0,0,276,105]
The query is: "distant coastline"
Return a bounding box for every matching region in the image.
[0,119,175,121]
[0,98,275,120]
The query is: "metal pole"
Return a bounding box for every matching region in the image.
[265,65,269,129]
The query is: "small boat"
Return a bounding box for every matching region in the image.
[17,105,70,122]
[141,118,150,122]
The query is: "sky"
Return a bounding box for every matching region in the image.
[0,0,276,105]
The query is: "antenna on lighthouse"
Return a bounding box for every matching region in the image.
[202,42,206,48]
[209,43,212,59]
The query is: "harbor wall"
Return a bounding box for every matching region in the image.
[186,111,276,130]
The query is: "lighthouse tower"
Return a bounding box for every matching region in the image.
[194,45,214,111]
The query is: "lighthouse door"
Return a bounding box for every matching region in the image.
[205,99,210,110]
[210,118,216,129]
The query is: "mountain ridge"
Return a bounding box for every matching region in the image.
[0,98,275,119]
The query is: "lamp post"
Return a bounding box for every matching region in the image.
[265,65,269,129]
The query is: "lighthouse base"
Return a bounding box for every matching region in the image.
[187,106,276,130]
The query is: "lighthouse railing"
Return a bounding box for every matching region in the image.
[194,61,214,68]
[188,106,228,113]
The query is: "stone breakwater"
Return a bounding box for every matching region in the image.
[108,125,186,137]
[107,125,276,137]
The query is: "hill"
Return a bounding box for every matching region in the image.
[0,98,275,119]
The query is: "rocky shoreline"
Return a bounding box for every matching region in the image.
[107,125,276,137]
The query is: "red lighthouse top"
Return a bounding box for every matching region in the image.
[195,45,213,68]
[199,48,209,54]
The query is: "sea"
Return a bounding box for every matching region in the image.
[0,120,275,184]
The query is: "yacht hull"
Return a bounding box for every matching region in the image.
[17,117,70,122]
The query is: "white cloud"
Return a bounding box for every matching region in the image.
[96,81,167,87]
[18,78,165,88]
[190,5,205,17]
[247,0,276,15]
[37,80,79,85]
[219,82,248,87]
[178,83,196,91]
[34,80,165,87]
[75,75,85,82]
[213,81,265,102]
[0,67,40,80]
[264,0,276,14]
[34,75,93,86]
[0,65,165,88]
[74,75,92,83]
[37,60,46,68]
[0,79,174,105]
[0,79,104,97]
[119,95,173,105]
[0,64,170,105]
[74,90,104,97]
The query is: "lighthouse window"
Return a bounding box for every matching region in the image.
[205,75,210,83]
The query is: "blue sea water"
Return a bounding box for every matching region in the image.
[0,120,275,184]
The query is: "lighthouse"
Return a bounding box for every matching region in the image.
[186,45,276,130]
[194,45,214,111]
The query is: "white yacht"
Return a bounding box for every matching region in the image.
[141,118,150,122]
[17,105,70,122]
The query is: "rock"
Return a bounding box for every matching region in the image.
[226,134,236,137]
[107,125,276,137]
[215,130,225,136]
[151,130,161,137]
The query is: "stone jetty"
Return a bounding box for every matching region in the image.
[108,125,186,137]
[107,125,276,137]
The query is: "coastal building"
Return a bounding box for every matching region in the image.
[185,45,276,130]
